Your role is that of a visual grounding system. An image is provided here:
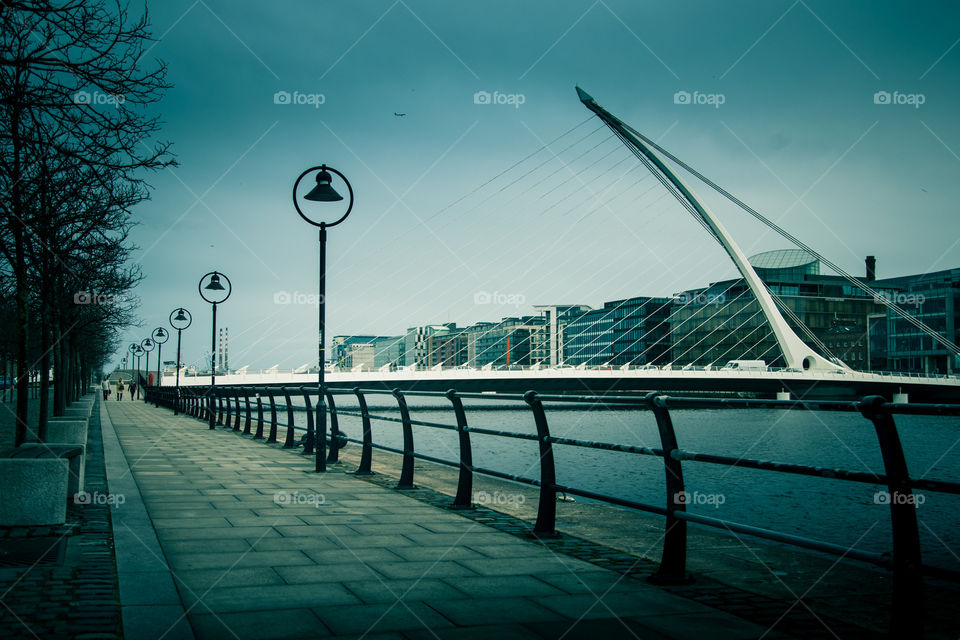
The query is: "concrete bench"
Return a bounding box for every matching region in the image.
[0,445,84,525]
[43,419,88,491]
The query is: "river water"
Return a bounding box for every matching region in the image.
[280,395,959,570]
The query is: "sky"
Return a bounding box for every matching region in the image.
[114,0,960,371]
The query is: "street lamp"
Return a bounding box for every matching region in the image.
[199,271,232,429]
[129,343,144,399]
[140,337,155,400]
[169,308,193,415]
[293,164,354,472]
[152,327,169,386]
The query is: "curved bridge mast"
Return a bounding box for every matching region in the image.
[576,86,845,372]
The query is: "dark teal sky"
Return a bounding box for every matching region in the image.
[119,0,960,370]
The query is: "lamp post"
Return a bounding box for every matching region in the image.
[199,271,232,429]
[140,337,154,401]
[169,308,192,415]
[152,327,169,386]
[127,343,137,385]
[293,164,354,472]
[129,343,143,399]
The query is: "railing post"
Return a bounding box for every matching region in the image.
[243,391,252,435]
[393,389,415,489]
[267,392,279,443]
[648,393,693,585]
[217,395,225,426]
[523,391,557,537]
[254,393,265,439]
[447,389,473,509]
[224,391,233,428]
[301,386,315,455]
[354,388,373,475]
[233,391,241,431]
[282,387,296,448]
[857,395,923,637]
[326,390,342,464]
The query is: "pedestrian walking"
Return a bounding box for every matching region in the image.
[116,378,125,400]
[102,378,110,400]
[129,381,137,400]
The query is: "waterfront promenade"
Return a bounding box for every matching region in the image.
[3,396,958,638]
[103,400,776,639]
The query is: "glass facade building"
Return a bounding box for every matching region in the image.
[871,268,960,374]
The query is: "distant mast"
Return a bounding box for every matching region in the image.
[575,86,845,372]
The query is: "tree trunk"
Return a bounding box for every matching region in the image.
[37,316,50,442]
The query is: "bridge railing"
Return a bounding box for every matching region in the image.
[145,383,959,636]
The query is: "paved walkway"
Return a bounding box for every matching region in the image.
[104,401,773,639]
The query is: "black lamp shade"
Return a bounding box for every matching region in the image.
[205,274,226,291]
[155,328,167,338]
[304,170,344,202]
[174,309,188,321]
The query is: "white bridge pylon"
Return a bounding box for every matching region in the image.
[576,87,846,373]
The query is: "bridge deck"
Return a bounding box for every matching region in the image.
[103,401,779,639]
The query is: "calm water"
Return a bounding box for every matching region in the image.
[281,396,960,569]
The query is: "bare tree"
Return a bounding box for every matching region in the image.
[1,0,174,444]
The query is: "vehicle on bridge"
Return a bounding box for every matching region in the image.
[722,360,768,372]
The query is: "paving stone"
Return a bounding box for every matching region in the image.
[165,550,313,571]
[312,602,454,636]
[188,608,329,639]
[443,575,566,599]
[427,596,563,626]
[342,578,466,605]
[182,583,360,613]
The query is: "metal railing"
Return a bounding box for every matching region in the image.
[145,383,960,636]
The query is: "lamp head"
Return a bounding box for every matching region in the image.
[303,169,344,202]
[205,273,226,291]
[174,309,188,322]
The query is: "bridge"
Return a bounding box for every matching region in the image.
[164,367,960,403]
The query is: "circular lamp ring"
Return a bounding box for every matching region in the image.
[292,164,354,228]
[170,308,193,330]
[199,271,233,304]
